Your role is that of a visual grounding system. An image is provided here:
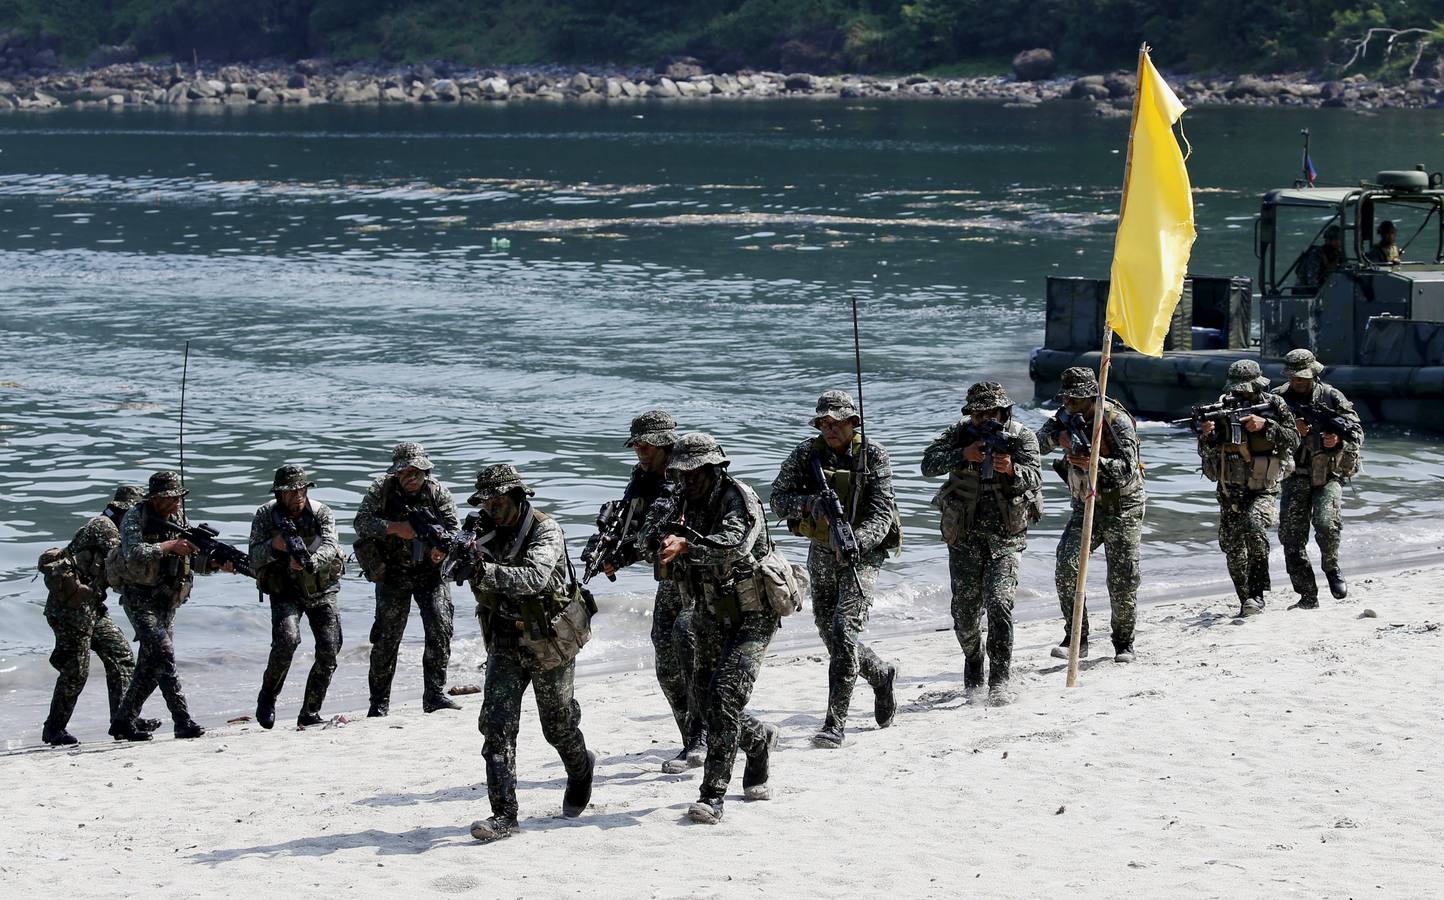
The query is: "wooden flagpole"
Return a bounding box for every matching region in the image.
[1067,44,1148,687]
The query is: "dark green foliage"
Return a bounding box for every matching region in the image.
[3,0,1443,75]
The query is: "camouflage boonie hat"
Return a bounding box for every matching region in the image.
[388,441,434,474]
[143,470,188,499]
[468,463,534,506]
[811,390,860,427]
[624,409,679,448]
[271,464,315,493]
[110,485,144,510]
[963,381,1012,412]
[1057,366,1099,400]
[1282,348,1325,378]
[1225,359,1269,394]
[667,432,729,472]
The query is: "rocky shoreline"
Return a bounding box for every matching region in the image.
[0,57,1439,114]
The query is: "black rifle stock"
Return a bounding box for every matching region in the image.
[1286,399,1363,444]
[159,520,254,578]
[274,514,316,573]
[441,510,498,586]
[1172,400,1275,445]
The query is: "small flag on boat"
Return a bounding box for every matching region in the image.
[1303,150,1317,185]
[1104,48,1197,358]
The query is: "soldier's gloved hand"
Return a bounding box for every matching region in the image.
[163,538,197,556]
[1295,417,1309,437]
[1322,433,1340,449]
[1241,414,1267,433]
[1200,420,1216,438]
[962,442,986,464]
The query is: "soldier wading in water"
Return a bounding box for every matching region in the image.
[248,464,344,729]
[642,433,780,825]
[770,390,899,749]
[464,464,596,843]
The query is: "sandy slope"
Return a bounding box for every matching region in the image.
[2,565,1441,899]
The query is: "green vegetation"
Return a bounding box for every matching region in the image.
[2,0,1443,77]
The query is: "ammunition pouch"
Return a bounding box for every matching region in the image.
[258,553,343,598]
[1222,446,1284,492]
[517,583,596,672]
[734,543,807,618]
[352,537,387,584]
[934,470,1036,543]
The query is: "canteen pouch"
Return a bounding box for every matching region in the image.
[738,543,807,617]
[518,584,595,672]
[1332,445,1361,481]
[352,537,386,584]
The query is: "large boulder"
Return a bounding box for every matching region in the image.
[655,55,705,80]
[1103,72,1136,98]
[86,44,137,68]
[653,76,681,98]
[784,72,814,92]
[1012,48,1056,81]
[481,76,509,99]
[1225,75,1278,99]
[433,78,460,101]
[1069,75,1109,100]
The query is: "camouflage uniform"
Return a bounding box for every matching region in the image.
[769,391,899,739]
[608,411,698,746]
[41,486,143,744]
[1271,350,1363,606]
[640,433,777,822]
[249,465,344,726]
[111,472,213,737]
[1036,367,1145,655]
[466,465,591,834]
[353,443,460,714]
[921,383,1042,694]
[1196,360,1300,615]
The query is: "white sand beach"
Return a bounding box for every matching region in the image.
[3,564,1442,899]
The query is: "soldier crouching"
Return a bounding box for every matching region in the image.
[465,464,596,843]
[249,464,344,729]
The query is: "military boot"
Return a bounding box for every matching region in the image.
[1325,569,1348,600]
[108,717,152,742]
[255,692,276,730]
[874,664,898,729]
[662,732,706,774]
[367,700,389,718]
[1050,636,1089,660]
[743,724,779,801]
[469,815,518,843]
[42,723,78,746]
[423,693,461,713]
[1113,644,1136,663]
[1236,596,1265,618]
[687,795,725,825]
[1288,596,1320,611]
[297,712,324,727]
[174,719,205,739]
[811,716,844,749]
[136,718,162,733]
[562,750,598,818]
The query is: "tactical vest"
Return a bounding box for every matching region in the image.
[1282,385,1362,486]
[109,505,193,605]
[1217,403,1288,492]
[378,477,449,573]
[789,435,902,553]
[933,421,1039,543]
[1057,400,1144,510]
[256,502,342,598]
[473,507,573,646]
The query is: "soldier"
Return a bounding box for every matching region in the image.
[249,465,344,729]
[1295,224,1344,289]
[109,471,236,741]
[593,410,703,773]
[641,433,779,825]
[1196,359,1300,617]
[769,390,899,749]
[1272,349,1364,609]
[921,382,1042,705]
[40,485,159,745]
[353,442,461,717]
[1368,220,1401,264]
[1036,367,1145,663]
[464,465,595,843]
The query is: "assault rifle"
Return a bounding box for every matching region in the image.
[809,453,861,565]
[962,418,1013,483]
[1053,408,1092,458]
[1172,399,1274,445]
[386,494,456,564]
[274,513,316,574]
[158,520,254,578]
[1284,399,1363,445]
[441,510,498,586]
[581,476,649,584]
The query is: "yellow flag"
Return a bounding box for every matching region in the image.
[1106,49,1196,357]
